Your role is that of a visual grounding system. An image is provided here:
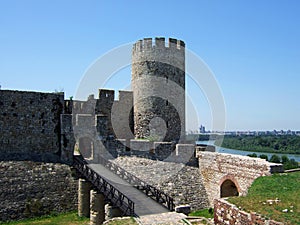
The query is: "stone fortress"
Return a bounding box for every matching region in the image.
[0,37,283,223]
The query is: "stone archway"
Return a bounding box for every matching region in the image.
[220,179,239,198]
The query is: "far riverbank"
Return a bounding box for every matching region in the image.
[196,140,300,162]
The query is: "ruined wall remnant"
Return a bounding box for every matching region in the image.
[214,198,284,225]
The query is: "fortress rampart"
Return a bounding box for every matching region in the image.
[0,37,286,222]
[0,90,74,162]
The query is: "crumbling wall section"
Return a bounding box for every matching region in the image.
[214,198,283,225]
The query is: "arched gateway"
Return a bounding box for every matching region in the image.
[220,179,239,198]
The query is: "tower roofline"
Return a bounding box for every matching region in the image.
[133,37,185,53]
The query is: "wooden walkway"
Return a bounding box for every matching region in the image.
[88,163,170,216]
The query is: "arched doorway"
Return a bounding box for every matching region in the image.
[220,179,239,198]
[78,137,94,159]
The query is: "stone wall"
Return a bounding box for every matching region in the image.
[154,142,174,160]
[73,89,134,141]
[0,90,64,161]
[101,140,175,160]
[214,198,283,225]
[130,140,151,151]
[96,90,115,138]
[60,114,75,164]
[111,91,134,140]
[111,145,209,210]
[159,165,209,210]
[0,161,78,222]
[197,152,282,206]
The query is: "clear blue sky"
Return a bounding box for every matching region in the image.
[1,0,300,131]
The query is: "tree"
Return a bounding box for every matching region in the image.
[247,153,257,158]
[283,158,299,170]
[270,154,281,163]
[281,155,289,164]
[259,154,268,161]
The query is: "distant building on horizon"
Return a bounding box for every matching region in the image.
[199,125,206,133]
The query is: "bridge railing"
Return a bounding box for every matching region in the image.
[73,155,135,216]
[98,155,175,211]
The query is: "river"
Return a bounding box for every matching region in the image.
[196,140,300,162]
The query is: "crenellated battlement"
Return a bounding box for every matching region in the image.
[133,37,185,53]
[132,37,185,72]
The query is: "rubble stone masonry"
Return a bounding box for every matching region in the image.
[197,152,282,206]
[0,90,64,161]
[0,161,77,221]
[214,198,283,225]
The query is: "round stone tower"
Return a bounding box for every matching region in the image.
[132,37,185,142]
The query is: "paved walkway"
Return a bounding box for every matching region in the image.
[137,212,187,225]
[88,163,170,216]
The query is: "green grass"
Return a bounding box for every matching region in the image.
[0,212,138,225]
[0,212,89,225]
[189,208,214,218]
[228,172,300,225]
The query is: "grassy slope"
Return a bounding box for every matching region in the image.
[0,213,138,225]
[0,212,89,225]
[189,208,214,218]
[228,172,300,225]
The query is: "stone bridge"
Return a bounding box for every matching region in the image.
[197,151,283,206]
